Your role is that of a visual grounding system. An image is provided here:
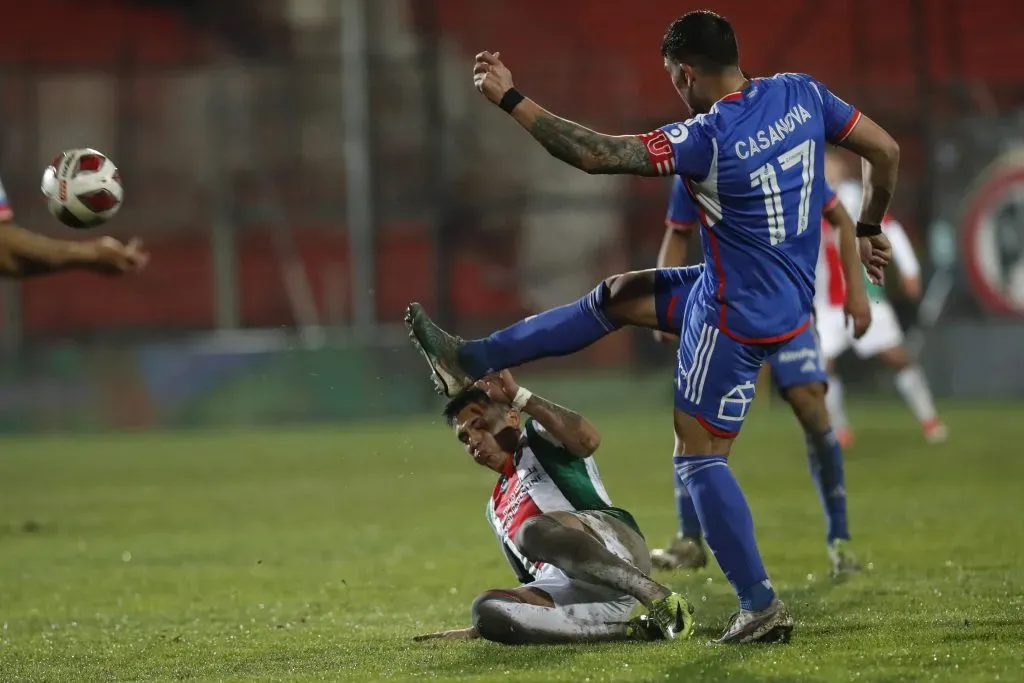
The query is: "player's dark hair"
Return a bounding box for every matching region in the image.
[443,387,497,427]
[661,10,739,73]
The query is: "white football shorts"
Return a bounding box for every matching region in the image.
[521,511,641,624]
[816,300,904,360]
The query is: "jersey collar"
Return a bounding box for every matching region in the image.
[719,78,758,104]
[500,455,516,479]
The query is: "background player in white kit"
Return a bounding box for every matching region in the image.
[413,370,690,644]
[817,150,946,446]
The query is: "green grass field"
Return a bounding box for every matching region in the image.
[1,401,1022,682]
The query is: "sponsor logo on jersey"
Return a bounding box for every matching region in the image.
[494,465,544,535]
[776,347,818,364]
[665,123,690,143]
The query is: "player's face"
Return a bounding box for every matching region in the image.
[665,58,707,115]
[453,401,521,472]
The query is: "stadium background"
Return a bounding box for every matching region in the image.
[2,3,1024,681]
[0,0,1020,429]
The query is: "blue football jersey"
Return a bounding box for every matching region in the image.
[669,175,841,233]
[645,73,860,343]
[666,176,699,229]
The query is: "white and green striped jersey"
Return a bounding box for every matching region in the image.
[485,418,640,583]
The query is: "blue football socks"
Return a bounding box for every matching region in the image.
[674,467,703,539]
[675,454,775,612]
[806,428,850,543]
[458,283,617,378]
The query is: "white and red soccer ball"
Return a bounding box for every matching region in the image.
[41,148,123,229]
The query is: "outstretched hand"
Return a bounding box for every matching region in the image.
[473,51,514,105]
[92,236,149,274]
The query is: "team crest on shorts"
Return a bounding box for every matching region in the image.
[718,382,756,422]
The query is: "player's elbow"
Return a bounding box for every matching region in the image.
[874,136,900,172]
[574,155,601,175]
[883,138,900,166]
[539,142,599,174]
[573,426,602,457]
[573,149,626,175]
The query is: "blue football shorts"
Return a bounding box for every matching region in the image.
[653,266,826,435]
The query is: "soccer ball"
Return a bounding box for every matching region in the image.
[40,149,123,229]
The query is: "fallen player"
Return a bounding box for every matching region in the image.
[413,370,690,645]
[411,10,897,643]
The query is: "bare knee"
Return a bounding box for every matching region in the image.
[471,592,523,645]
[785,381,830,434]
[673,408,734,456]
[515,515,562,563]
[602,271,658,328]
[544,510,590,533]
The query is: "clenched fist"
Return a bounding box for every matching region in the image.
[473,51,515,105]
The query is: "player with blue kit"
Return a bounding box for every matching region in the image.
[406,11,897,643]
[650,177,871,578]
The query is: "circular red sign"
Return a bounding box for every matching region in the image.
[961,162,1024,316]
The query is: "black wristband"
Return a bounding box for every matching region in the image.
[856,221,882,237]
[498,88,525,114]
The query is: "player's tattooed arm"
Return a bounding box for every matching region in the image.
[473,51,663,176]
[521,393,602,458]
[520,104,659,176]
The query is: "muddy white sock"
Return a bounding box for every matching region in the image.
[472,595,628,644]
